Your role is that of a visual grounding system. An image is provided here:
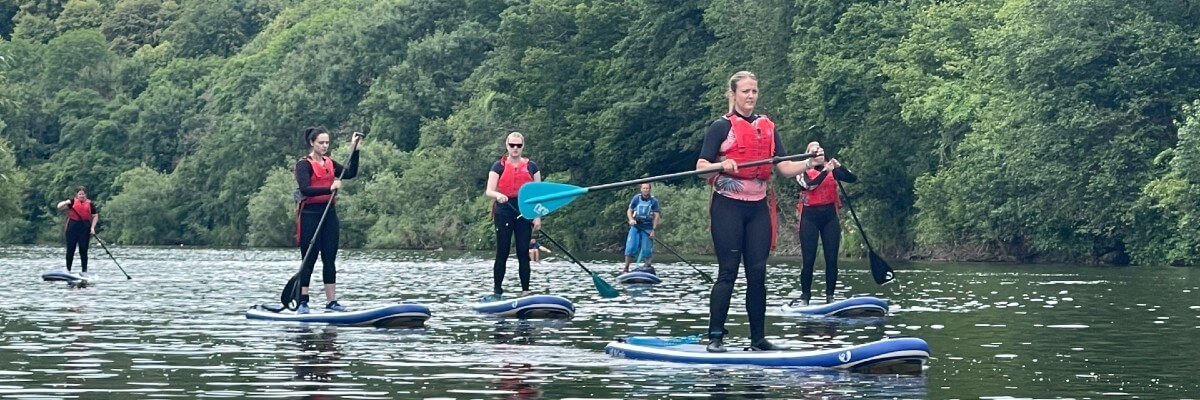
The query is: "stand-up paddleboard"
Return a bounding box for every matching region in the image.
[606,336,929,374]
[474,295,575,319]
[42,269,95,287]
[617,271,661,285]
[780,296,889,317]
[617,265,660,284]
[245,303,431,328]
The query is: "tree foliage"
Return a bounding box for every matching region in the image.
[2,0,1199,265]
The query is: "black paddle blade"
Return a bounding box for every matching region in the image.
[280,275,300,310]
[869,251,895,285]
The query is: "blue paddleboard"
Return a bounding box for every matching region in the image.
[245,303,431,328]
[473,295,575,319]
[606,336,928,373]
[779,296,889,317]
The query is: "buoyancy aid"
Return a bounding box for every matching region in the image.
[298,156,337,207]
[68,199,92,222]
[719,113,775,181]
[295,155,337,244]
[796,167,846,232]
[708,113,780,248]
[798,168,840,207]
[496,156,533,198]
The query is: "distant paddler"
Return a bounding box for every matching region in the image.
[56,186,98,279]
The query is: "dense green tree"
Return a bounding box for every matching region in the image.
[41,29,118,95]
[912,0,1200,262]
[103,165,180,244]
[1,0,1197,265]
[54,0,101,33]
[100,0,178,55]
[1135,101,1200,265]
[245,167,295,247]
[161,0,249,58]
[11,10,54,42]
[0,137,31,243]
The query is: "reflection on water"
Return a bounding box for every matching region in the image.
[0,245,1198,398]
[292,326,344,398]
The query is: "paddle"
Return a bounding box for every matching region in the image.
[836,181,895,285]
[634,226,713,284]
[93,235,132,280]
[518,153,817,219]
[537,228,620,298]
[281,132,364,310]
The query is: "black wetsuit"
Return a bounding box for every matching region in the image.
[490,160,540,296]
[294,151,359,292]
[64,200,97,273]
[699,113,785,342]
[797,166,858,299]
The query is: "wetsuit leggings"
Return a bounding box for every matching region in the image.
[65,221,90,272]
[708,194,771,341]
[298,205,339,289]
[799,204,840,298]
[493,210,532,295]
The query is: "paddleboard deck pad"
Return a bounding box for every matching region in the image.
[606,336,929,374]
[474,295,575,319]
[780,296,889,317]
[246,303,431,328]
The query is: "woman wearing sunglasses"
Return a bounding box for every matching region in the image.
[483,132,542,301]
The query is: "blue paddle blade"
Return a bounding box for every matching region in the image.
[593,273,620,298]
[518,182,589,218]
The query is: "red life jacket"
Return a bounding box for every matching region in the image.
[295,155,337,244]
[298,156,337,207]
[798,168,840,207]
[719,113,775,181]
[796,168,844,231]
[496,156,533,198]
[68,199,92,221]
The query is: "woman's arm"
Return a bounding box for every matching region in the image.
[485,170,504,202]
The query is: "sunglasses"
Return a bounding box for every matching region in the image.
[508,143,524,148]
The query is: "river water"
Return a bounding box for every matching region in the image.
[1,245,1197,399]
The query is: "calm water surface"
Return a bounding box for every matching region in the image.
[1,245,1197,399]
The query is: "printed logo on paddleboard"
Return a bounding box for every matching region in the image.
[534,203,550,216]
[838,350,852,363]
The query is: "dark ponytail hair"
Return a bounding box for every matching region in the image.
[303,126,329,146]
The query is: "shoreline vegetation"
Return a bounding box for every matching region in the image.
[2,0,1198,266]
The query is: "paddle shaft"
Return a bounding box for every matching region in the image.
[286,133,363,305]
[94,235,132,279]
[536,228,596,276]
[586,153,816,193]
[835,180,874,251]
[633,225,713,283]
